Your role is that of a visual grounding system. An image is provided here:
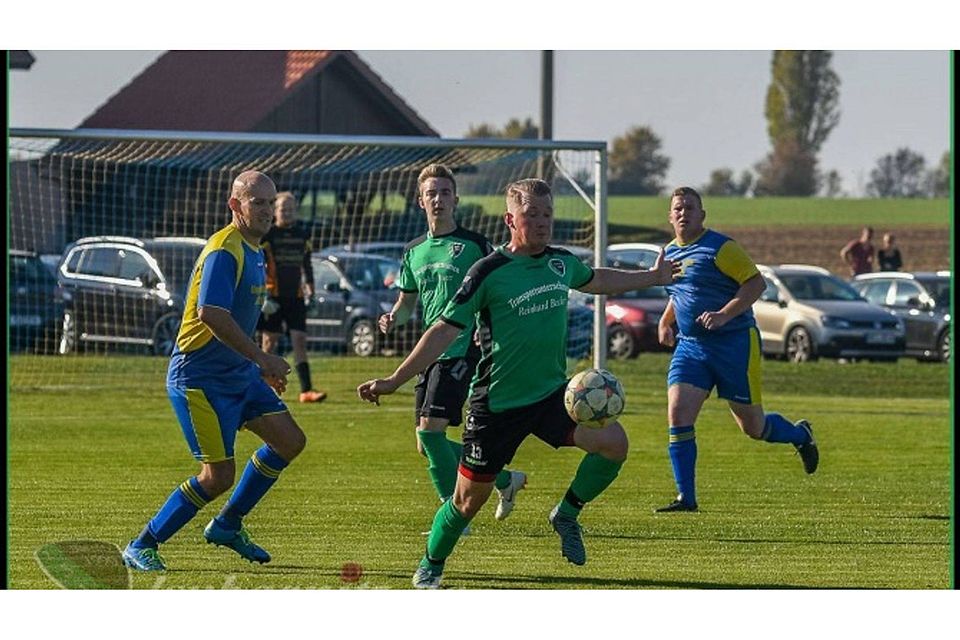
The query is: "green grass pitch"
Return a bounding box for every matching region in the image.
[8,354,951,589]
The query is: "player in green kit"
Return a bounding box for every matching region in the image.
[379,164,527,526]
[359,178,679,588]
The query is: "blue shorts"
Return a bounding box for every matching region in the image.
[667,327,763,405]
[167,378,288,463]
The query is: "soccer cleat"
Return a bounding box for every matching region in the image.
[794,419,819,474]
[299,389,327,403]
[412,558,444,589]
[121,542,166,571]
[494,470,528,521]
[203,519,271,564]
[654,499,699,513]
[548,506,586,566]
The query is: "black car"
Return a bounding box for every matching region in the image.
[9,250,67,353]
[851,271,951,362]
[305,250,421,356]
[57,236,206,356]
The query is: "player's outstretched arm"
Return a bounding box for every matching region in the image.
[378,290,418,334]
[358,320,460,405]
[579,249,679,295]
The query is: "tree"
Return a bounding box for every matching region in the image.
[756,51,841,196]
[608,126,670,195]
[702,168,753,196]
[753,138,819,196]
[866,148,927,198]
[926,151,950,198]
[464,117,538,139]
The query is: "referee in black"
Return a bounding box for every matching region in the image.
[258,191,327,403]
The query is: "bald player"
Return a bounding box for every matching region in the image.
[122,171,308,571]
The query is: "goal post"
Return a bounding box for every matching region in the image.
[8,128,609,391]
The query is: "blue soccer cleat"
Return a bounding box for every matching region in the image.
[122,541,167,571]
[412,557,444,589]
[548,506,586,566]
[203,519,271,564]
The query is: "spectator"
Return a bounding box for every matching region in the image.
[840,226,875,277]
[877,233,903,272]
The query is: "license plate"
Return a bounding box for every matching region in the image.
[866,332,896,345]
[10,315,42,327]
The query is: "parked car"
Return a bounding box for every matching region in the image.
[601,243,670,359]
[306,250,419,356]
[850,271,950,362]
[57,236,206,356]
[320,241,407,262]
[10,249,68,353]
[753,264,905,362]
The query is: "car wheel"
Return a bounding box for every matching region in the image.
[350,319,377,357]
[785,326,816,362]
[58,312,77,355]
[151,313,181,357]
[607,325,636,360]
[937,328,950,363]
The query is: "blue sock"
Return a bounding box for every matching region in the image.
[135,477,211,547]
[217,445,289,530]
[760,413,810,445]
[667,425,697,505]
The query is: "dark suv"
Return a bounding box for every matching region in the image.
[851,271,951,362]
[305,249,421,356]
[10,249,68,353]
[57,236,206,356]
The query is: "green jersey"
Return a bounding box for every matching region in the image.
[398,225,492,360]
[441,245,594,412]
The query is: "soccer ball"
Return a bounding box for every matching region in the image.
[564,368,626,428]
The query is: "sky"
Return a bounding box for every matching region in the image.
[8,50,950,197]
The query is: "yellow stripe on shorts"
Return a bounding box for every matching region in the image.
[185,388,229,462]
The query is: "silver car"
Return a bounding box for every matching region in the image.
[753,264,905,362]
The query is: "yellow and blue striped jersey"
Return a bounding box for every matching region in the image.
[664,228,759,339]
[167,224,268,391]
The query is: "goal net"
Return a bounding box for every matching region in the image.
[8,129,608,393]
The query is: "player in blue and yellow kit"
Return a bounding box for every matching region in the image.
[656,187,819,513]
[122,171,308,571]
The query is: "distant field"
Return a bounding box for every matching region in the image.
[458,195,951,228]
[8,354,950,589]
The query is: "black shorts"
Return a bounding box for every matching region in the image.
[414,357,475,427]
[257,297,307,333]
[460,383,577,482]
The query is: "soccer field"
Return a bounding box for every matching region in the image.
[8,354,951,589]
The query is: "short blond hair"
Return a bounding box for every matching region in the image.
[417,164,457,195]
[671,186,703,209]
[276,191,297,205]
[506,178,552,209]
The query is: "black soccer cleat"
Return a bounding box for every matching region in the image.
[654,499,699,513]
[793,419,819,474]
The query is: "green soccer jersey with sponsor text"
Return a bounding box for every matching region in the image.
[440,245,594,412]
[397,226,492,360]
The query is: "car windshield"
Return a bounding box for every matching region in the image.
[12,255,56,285]
[150,245,203,292]
[608,250,659,269]
[615,286,669,300]
[779,273,862,301]
[917,277,950,308]
[339,257,400,291]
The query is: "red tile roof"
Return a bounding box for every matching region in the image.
[79,50,436,135]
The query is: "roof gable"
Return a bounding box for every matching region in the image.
[79,50,436,136]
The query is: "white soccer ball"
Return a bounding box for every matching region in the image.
[563,368,626,428]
